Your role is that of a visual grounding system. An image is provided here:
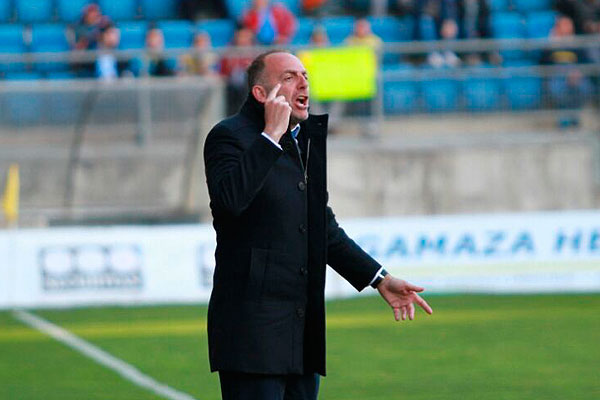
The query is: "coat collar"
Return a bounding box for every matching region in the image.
[239,92,328,139]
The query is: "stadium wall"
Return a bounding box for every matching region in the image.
[1,210,599,309]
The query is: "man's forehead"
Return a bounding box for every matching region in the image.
[264,52,306,74]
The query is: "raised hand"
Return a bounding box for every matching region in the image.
[376,275,433,322]
[263,83,291,142]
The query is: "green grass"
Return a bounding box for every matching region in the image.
[1,294,599,400]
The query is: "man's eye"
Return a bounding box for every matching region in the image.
[284,76,293,81]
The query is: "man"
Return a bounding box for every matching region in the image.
[204,50,433,400]
[242,0,297,45]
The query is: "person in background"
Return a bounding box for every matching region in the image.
[180,32,218,76]
[390,0,416,16]
[310,24,329,47]
[427,18,461,68]
[242,0,297,45]
[555,0,600,35]
[542,15,593,128]
[413,0,458,41]
[343,19,383,133]
[345,18,383,49]
[219,27,258,115]
[144,27,176,77]
[458,0,489,39]
[95,24,124,81]
[74,4,112,50]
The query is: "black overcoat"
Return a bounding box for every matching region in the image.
[203,95,381,376]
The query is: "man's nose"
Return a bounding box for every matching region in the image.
[298,75,308,88]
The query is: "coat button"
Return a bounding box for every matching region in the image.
[298,224,307,234]
[297,181,306,191]
[296,308,305,318]
[300,267,308,275]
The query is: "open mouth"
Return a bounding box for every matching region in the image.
[294,95,309,110]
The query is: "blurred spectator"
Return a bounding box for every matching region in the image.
[555,0,600,35]
[219,27,257,115]
[179,0,226,20]
[74,4,112,50]
[390,0,416,16]
[458,0,489,39]
[427,18,461,68]
[345,18,383,49]
[144,27,176,77]
[310,25,329,47]
[414,0,458,41]
[95,24,126,81]
[542,15,593,127]
[302,0,329,16]
[242,0,297,45]
[180,32,218,76]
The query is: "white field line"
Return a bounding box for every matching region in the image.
[13,309,199,400]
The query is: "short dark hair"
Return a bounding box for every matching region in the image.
[246,49,290,90]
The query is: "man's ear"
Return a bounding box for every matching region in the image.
[251,85,268,103]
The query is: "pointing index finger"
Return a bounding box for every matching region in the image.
[267,83,281,101]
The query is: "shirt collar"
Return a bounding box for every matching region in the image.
[291,124,300,139]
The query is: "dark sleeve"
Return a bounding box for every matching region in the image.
[204,125,283,217]
[326,204,382,292]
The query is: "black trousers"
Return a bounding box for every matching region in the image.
[218,371,320,400]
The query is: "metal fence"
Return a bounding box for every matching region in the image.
[0,76,223,226]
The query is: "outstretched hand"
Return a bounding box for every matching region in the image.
[376,275,433,322]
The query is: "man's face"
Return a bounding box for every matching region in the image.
[261,52,310,125]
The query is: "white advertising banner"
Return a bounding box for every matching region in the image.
[0,210,599,309]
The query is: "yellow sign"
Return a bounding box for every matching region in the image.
[298,46,378,101]
[2,163,20,225]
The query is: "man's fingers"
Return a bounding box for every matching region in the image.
[401,306,407,321]
[267,83,281,101]
[408,303,415,320]
[393,308,400,321]
[405,283,424,292]
[415,294,433,315]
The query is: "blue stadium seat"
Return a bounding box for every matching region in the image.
[141,0,177,20]
[488,0,509,12]
[118,21,148,50]
[4,71,43,80]
[513,0,552,12]
[526,11,556,38]
[382,64,419,114]
[158,20,193,48]
[504,76,542,110]
[278,0,300,15]
[57,0,92,22]
[98,0,138,21]
[0,25,25,73]
[196,19,235,48]
[31,24,70,72]
[322,16,355,45]
[224,0,246,20]
[47,71,77,79]
[15,0,53,23]
[422,78,459,112]
[0,0,11,22]
[291,17,315,45]
[463,77,502,111]
[368,16,414,42]
[157,20,193,72]
[490,12,524,38]
[490,12,526,61]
